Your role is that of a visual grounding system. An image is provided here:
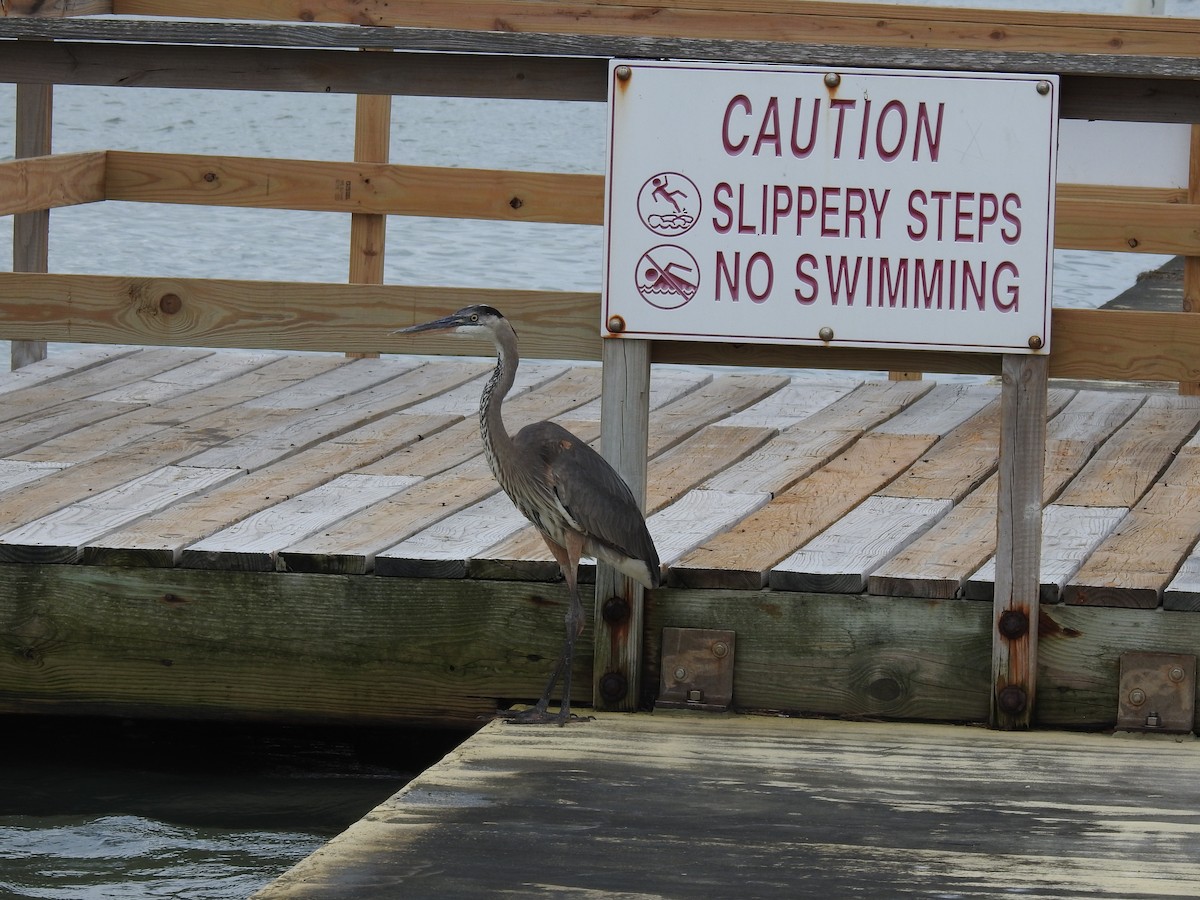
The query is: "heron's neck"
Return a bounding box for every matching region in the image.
[479,322,519,470]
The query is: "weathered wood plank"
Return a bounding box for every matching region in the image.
[0,150,107,216]
[0,39,610,101]
[105,151,604,224]
[770,495,952,594]
[702,379,933,495]
[0,459,68,494]
[1055,394,1200,508]
[1064,449,1200,609]
[376,491,530,579]
[0,565,598,724]
[4,355,350,467]
[876,395,1005,500]
[254,713,1200,900]
[180,473,421,571]
[106,0,1200,59]
[965,504,1129,604]
[671,432,937,590]
[0,357,383,525]
[84,412,458,568]
[0,351,285,463]
[867,390,1126,601]
[85,350,284,403]
[0,344,141,395]
[0,464,243,563]
[0,348,213,424]
[719,377,859,429]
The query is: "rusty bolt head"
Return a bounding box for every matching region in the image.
[672,666,688,682]
[687,689,704,703]
[615,65,632,82]
[998,609,1029,640]
[1028,335,1044,351]
[997,685,1028,714]
[818,326,834,342]
[824,72,841,89]
[598,671,628,703]
[1169,666,1186,683]
[712,641,729,659]
[1128,688,1147,706]
[601,596,630,625]
[1036,80,1052,95]
[607,315,626,334]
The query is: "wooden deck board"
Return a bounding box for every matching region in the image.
[871,389,1139,600]
[254,714,1200,900]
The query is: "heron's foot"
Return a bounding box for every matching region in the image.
[495,706,594,726]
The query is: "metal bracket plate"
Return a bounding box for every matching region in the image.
[655,627,735,712]
[1117,651,1196,733]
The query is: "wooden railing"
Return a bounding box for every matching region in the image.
[1,4,1199,378]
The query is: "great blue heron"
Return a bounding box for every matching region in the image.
[395,305,661,725]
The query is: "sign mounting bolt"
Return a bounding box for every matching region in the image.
[824,72,841,88]
[818,326,834,342]
[607,315,626,333]
[1028,335,1043,350]
[1036,80,1052,95]
[615,65,632,82]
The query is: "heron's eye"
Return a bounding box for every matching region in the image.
[470,314,478,322]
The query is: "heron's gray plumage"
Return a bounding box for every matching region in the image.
[395,304,660,724]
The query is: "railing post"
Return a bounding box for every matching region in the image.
[991,352,1048,729]
[347,54,391,360]
[1181,123,1200,396]
[12,81,51,370]
[594,336,652,712]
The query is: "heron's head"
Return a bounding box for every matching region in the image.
[393,305,509,339]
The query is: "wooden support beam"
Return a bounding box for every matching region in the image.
[347,80,391,359]
[991,353,1048,729]
[11,81,51,370]
[594,336,652,712]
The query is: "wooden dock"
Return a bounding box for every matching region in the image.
[6,345,1200,604]
[253,712,1200,899]
[3,343,1200,729]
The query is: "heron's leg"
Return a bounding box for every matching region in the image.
[501,531,590,726]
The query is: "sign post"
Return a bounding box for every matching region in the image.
[600,60,1059,727]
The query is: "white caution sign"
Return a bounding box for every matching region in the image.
[603,60,1058,354]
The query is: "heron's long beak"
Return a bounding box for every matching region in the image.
[391,313,463,336]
